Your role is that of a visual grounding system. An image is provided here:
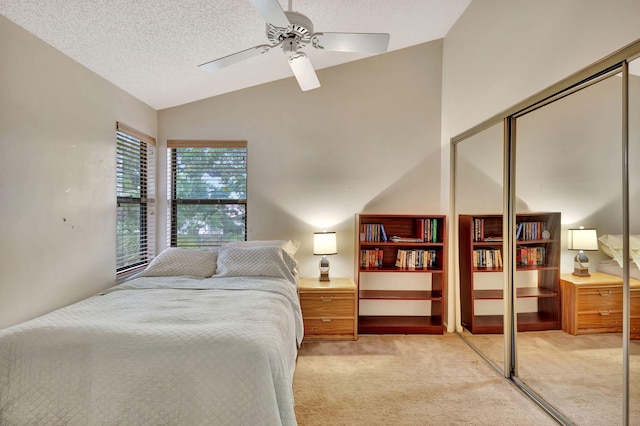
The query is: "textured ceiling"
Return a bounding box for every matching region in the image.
[0,0,471,110]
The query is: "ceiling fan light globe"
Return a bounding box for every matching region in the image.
[288,53,320,91]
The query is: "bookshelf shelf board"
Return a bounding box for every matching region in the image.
[360,241,444,247]
[359,290,442,300]
[473,287,558,300]
[359,267,444,273]
[358,315,442,334]
[462,312,560,334]
[472,265,559,273]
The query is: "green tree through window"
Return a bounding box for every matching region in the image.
[168,141,247,247]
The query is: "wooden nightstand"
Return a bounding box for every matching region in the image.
[298,277,357,341]
[560,272,640,338]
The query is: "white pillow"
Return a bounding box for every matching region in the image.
[598,234,640,268]
[216,246,297,282]
[136,248,218,278]
[223,239,300,255]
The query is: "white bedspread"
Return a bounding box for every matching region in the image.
[0,275,303,425]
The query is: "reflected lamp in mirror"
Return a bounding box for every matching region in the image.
[567,227,598,277]
[313,231,337,282]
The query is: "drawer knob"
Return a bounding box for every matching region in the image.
[599,309,611,316]
[320,296,333,302]
[598,289,612,296]
[321,316,333,322]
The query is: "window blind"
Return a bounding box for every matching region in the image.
[116,122,156,274]
[167,140,247,248]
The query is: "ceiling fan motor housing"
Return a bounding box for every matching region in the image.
[266,11,314,51]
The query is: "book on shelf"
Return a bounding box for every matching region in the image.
[472,248,503,268]
[395,249,437,269]
[360,248,384,268]
[516,221,546,241]
[420,218,439,243]
[516,246,546,266]
[360,224,388,242]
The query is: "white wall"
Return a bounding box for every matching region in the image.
[0,16,157,329]
[158,41,444,279]
[441,0,640,331]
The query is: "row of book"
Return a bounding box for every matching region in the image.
[473,249,503,268]
[516,222,547,241]
[472,247,546,268]
[360,224,388,242]
[360,248,384,268]
[360,219,442,243]
[472,218,548,242]
[418,218,440,243]
[395,249,437,269]
[516,246,546,266]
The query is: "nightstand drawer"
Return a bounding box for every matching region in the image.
[300,294,354,316]
[304,318,355,336]
[577,288,622,312]
[576,311,623,332]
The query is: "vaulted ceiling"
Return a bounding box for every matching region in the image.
[0,0,471,109]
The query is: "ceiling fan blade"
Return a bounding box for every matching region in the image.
[288,53,320,91]
[312,32,390,54]
[249,0,290,28]
[198,45,271,72]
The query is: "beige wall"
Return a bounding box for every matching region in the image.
[441,0,640,331]
[158,41,444,279]
[0,16,157,329]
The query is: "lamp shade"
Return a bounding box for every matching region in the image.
[314,232,337,255]
[567,228,599,251]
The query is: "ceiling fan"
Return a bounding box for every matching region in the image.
[198,0,390,91]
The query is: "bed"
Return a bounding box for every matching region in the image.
[596,234,640,280]
[0,243,303,425]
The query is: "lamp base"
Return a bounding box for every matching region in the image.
[572,267,591,277]
[319,255,330,282]
[572,252,590,277]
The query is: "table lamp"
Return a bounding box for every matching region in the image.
[314,231,337,281]
[567,227,598,277]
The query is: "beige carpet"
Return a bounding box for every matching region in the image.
[293,334,556,426]
[463,330,640,425]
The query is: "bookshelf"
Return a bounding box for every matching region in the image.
[458,212,561,334]
[356,214,446,334]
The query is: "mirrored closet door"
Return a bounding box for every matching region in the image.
[453,40,640,425]
[513,68,624,425]
[628,55,640,426]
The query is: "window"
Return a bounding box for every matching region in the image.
[116,122,155,275]
[167,140,247,248]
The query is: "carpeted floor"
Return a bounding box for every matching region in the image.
[292,334,557,426]
[463,330,640,425]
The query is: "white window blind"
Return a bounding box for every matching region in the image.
[167,140,247,248]
[117,122,156,275]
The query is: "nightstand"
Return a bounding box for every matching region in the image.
[298,277,357,341]
[560,272,640,338]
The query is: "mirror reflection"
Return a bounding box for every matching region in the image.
[455,122,505,372]
[514,70,625,424]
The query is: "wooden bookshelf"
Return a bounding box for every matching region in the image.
[458,212,561,334]
[356,214,446,334]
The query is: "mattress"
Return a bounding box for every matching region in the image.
[0,274,303,425]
